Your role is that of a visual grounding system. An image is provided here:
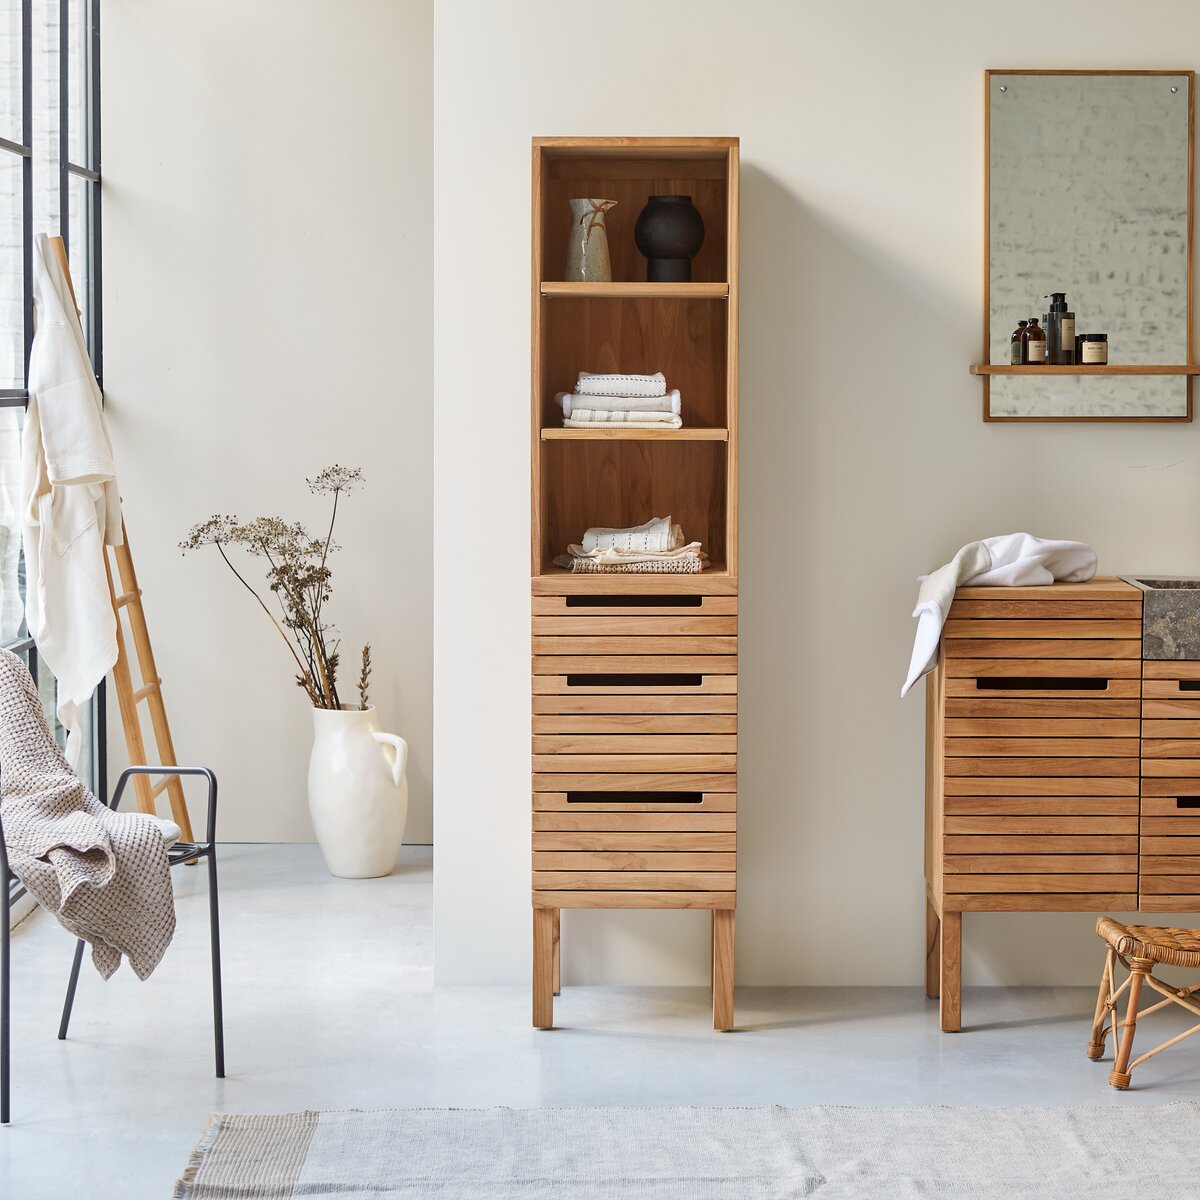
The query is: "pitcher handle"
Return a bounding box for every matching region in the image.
[372,732,408,787]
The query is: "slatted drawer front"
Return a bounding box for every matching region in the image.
[532,791,736,910]
[941,581,1141,908]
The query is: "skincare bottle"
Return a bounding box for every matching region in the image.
[1044,292,1076,364]
[1010,319,1028,364]
[1079,333,1108,365]
[1024,317,1046,363]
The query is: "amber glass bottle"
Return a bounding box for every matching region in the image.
[1010,320,1028,364]
[1024,316,1046,364]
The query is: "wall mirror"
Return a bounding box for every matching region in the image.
[978,70,1197,421]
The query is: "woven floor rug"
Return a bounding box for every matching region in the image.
[174,1102,1200,1199]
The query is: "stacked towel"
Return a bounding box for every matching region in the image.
[557,371,684,430]
[554,516,708,574]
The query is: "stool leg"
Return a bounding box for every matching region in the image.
[533,907,555,1030]
[925,898,941,1000]
[940,910,961,1033]
[1110,957,1151,1089]
[1088,947,1114,1061]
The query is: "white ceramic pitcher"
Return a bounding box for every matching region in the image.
[308,705,408,878]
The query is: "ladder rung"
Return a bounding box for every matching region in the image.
[113,589,141,609]
[132,679,162,704]
[148,776,173,800]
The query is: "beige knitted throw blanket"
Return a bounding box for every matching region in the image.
[0,649,175,979]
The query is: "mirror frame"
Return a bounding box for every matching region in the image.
[981,69,1197,423]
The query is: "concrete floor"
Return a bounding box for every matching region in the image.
[3,844,1199,1198]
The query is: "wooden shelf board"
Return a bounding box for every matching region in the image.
[542,427,728,442]
[540,281,729,300]
[970,363,1200,376]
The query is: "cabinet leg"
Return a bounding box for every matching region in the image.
[712,909,735,1032]
[939,910,961,1033]
[533,907,556,1030]
[552,910,561,996]
[925,898,941,999]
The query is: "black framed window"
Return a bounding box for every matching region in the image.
[1,0,104,809]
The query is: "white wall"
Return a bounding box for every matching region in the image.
[102,0,433,842]
[434,0,1200,985]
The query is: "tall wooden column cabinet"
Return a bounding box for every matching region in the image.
[531,136,740,1030]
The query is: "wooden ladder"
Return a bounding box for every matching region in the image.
[45,234,195,842]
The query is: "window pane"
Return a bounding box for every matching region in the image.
[66,0,89,167]
[0,406,22,643]
[67,169,89,339]
[0,149,22,388]
[31,0,60,241]
[0,0,20,145]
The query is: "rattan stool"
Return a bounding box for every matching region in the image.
[1088,917,1200,1089]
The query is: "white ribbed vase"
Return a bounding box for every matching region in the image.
[308,705,408,879]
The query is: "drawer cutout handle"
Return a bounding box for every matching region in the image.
[567,791,702,805]
[567,673,703,688]
[1179,681,1200,692]
[1176,797,1200,809]
[565,594,703,608]
[974,677,1108,692]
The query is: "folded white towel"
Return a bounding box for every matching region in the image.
[576,371,667,399]
[582,517,680,555]
[901,533,1098,697]
[565,410,683,429]
[557,390,681,416]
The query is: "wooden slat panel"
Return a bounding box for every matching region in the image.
[944,757,1139,777]
[943,619,1141,639]
[533,811,736,832]
[532,615,737,635]
[944,659,1140,679]
[1144,739,1200,758]
[944,738,1139,758]
[533,831,737,851]
[944,718,1140,737]
[945,676,1140,696]
[533,655,738,675]
[944,776,1139,796]
[533,851,736,871]
[534,772,737,792]
[946,874,1137,893]
[1145,662,1200,680]
[946,698,1141,718]
[1142,759,1200,777]
[533,636,738,656]
[948,600,1141,619]
[534,791,736,812]
[534,890,736,909]
[944,815,1138,834]
[945,855,1136,873]
[1142,836,1200,854]
[1144,817,1200,834]
[945,835,1137,853]
[1141,856,1200,875]
[946,893,1138,912]
[533,693,739,714]
[1138,895,1200,912]
[944,796,1138,815]
[532,594,738,615]
[953,579,1137,600]
[532,573,737,597]
[945,640,1140,660]
[533,733,738,753]
[1143,699,1200,718]
[1144,722,1200,740]
[534,714,737,733]
[1142,777,1200,796]
[533,870,736,890]
[532,753,736,773]
[1141,795,1200,817]
[1141,876,1200,894]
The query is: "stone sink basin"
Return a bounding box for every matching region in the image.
[1121,576,1200,660]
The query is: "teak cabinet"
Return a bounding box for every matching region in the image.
[925,576,1200,1031]
[531,136,739,1031]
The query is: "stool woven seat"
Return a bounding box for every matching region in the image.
[1089,916,1200,1090]
[1095,917,1200,970]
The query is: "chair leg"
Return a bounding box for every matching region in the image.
[1110,957,1150,1089]
[57,939,86,1041]
[2,878,11,1125]
[1088,947,1114,1061]
[207,848,225,1079]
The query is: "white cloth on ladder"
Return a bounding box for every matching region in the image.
[901,532,1097,698]
[20,234,122,767]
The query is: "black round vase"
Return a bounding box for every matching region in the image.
[634,195,705,283]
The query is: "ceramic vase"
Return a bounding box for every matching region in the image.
[308,705,408,879]
[634,195,705,282]
[564,198,617,282]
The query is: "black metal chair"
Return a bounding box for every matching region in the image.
[0,764,224,1124]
